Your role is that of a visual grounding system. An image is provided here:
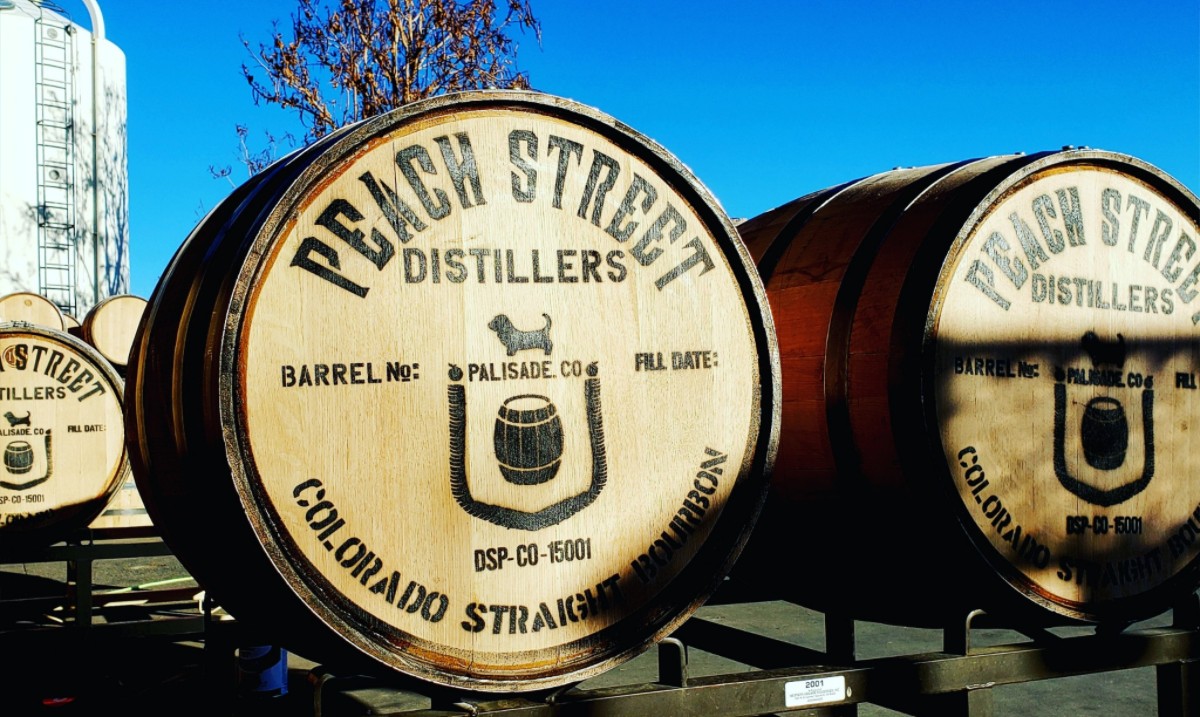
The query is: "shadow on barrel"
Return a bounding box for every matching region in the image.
[930,333,1199,617]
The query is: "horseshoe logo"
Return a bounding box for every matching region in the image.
[1052,332,1154,507]
[447,363,607,530]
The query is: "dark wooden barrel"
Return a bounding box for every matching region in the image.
[0,322,129,546]
[730,149,1200,627]
[125,91,780,693]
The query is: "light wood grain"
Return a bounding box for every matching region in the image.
[127,92,780,691]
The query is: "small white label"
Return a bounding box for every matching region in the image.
[785,675,847,708]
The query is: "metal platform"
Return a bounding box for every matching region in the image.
[0,533,1195,716]
[0,528,205,639]
[283,600,1198,717]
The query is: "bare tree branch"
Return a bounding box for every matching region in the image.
[224,0,540,176]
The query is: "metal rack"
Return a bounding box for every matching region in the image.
[0,532,1195,716]
[0,529,205,638]
[281,597,1197,717]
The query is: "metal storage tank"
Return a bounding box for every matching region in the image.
[0,0,128,318]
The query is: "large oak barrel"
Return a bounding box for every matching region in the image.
[730,149,1200,627]
[494,394,564,486]
[0,322,129,546]
[125,91,779,692]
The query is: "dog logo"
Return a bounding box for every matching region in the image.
[4,411,31,427]
[1053,331,1154,506]
[488,313,553,356]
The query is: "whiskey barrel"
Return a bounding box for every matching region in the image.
[81,294,148,371]
[730,149,1200,627]
[0,292,66,332]
[0,322,129,546]
[125,91,780,692]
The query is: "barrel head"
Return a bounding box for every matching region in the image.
[930,151,1200,621]
[0,323,128,544]
[131,92,780,692]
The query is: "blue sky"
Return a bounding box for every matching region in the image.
[54,0,1200,298]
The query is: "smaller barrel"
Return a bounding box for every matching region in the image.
[81,294,148,371]
[1080,397,1128,470]
[0,292,65,332]
[0,322,129,546]
[4,441,34,474]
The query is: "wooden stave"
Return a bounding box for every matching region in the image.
[176,124,379,666]
[128,92,781,692]
[732,149,1200,627]
[126,128,362,665]
[730,157,1023,623]
[128,118,361,540]
[0,323,130,547]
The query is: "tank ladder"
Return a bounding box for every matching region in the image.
[33,10,78,319]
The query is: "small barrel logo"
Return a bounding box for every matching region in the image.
[4,441,33,474]
[1081,397,1129,470]
[128,92,779,691]
[493,395,563,485]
